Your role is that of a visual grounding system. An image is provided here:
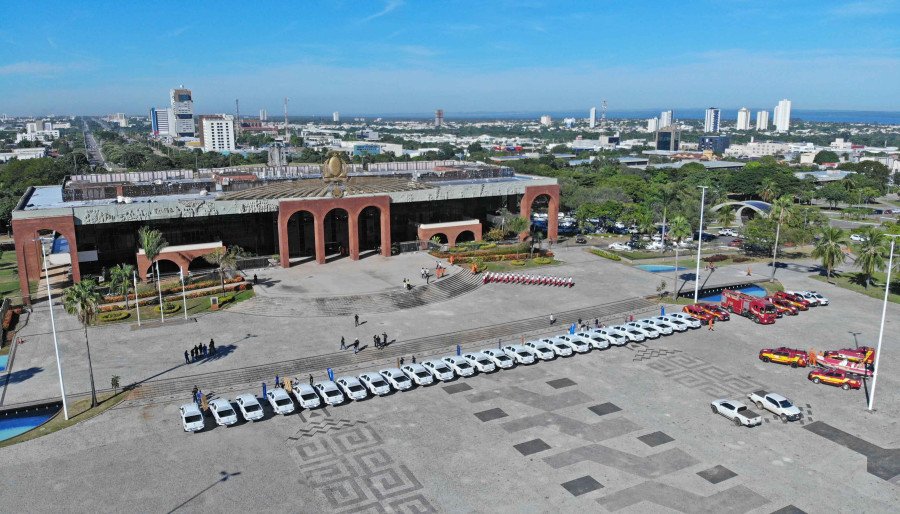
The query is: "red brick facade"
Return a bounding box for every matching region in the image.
[11,215,81,305]
[136,245,224,281]
[417,221,483,248]
[521,184,560,241]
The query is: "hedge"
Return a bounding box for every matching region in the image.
[531,257,553,265]
[703,254,728,263]
[98,311,130,322]
[589,249,622,261]
[153,303,181,315]
[432,243,530,259]
[509,260,526,266]
[102,276,245,303]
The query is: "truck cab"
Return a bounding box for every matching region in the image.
[721,289,777,324]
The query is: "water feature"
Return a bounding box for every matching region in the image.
[635,264,687,273]
[700,285,767,302]
[0,354,7,371]
[0,408,57,443]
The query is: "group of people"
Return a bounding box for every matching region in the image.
[185,339,216,363]
[340,331,390,354]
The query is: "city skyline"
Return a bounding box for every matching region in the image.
[1,0,899,115]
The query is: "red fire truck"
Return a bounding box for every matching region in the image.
[721,289,778,324]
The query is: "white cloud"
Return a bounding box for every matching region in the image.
[361,0,404,22]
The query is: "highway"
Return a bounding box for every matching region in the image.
[82,119,107,168]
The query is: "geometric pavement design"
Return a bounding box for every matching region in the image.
[644,352,767,399]
[288,418,368,439]
[803,421,900,482]
[696,464,737,484]
[291,424,437,513]
[596,481,769,513]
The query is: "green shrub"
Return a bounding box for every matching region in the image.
[218,293,236,306]
[480,243,497,250]
[153,302,181,315]
[703,254,728,263]
[509,259,526,266]
[589,249,622,261]
[98,311,131,322]
[532,257,553,265]
[732,256,751,263]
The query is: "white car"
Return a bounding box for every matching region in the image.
[462,352,497,373]
[336,376,368,401]
[652,316,687,332]
[401,364,435,386]
[665,313,702,329]
[553,334,590,353]
[380,368,414,391]
[806,291,829,306]
[291,383,322,409]
[442,356,476,377]
[594,328,628,346]
[422,359,455,381]
[208,398,238,427]
[608,242,630,251]
[266,388,296,415]
[718,228,737,237]
[359,372,392,396]
[747,390,803,422]
[610,325,646,342]
[638,318,673,335]
[624,321,660,339]
[314,381,345,406]
[502,345,537,365]
[543,337,576,357]
[234,393,264,422]
[711,399,763,427]
[577,331,610,350]
[524,340,557,360]
[481,349,515,369]
[179,403,205,432]
[786,290,819,306]
[850,233,867,243]
[645,241,664,251]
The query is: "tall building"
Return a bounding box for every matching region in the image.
[199,114,235,152]
[150,107,175,136]
[774,99,791,132]
[589,107,597,128]
[647,118,659,132]
[736,108,751,130]
[704,107,720,133]
[540,115,552,126]
[332,111,340,123]
[655,126,680,151]
[756,110,769,131]
[259,109,267,121]
[434,109,444,128]
[698,135,731,154]
[170,87,195,137]
[659,110,673,128]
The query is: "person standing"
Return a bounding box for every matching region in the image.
[354,338,360,354]
[549,313,556,325]
[184,350,190,364]
[373,334,380,349]
[191,385,198,403]
[399,357,405,366]
[411,355,416,364]
[209,339,215,354]
[308,374,314,386]
[354,313,359,327]
[708,317,715,331]
[382,332,388,345]
[340,336,346,350]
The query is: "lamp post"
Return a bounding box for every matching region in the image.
[155,260,164,323]
[868,235,897,411]
[38,240,69,420]
[133,270,141,327]
[693,186,709,302]
[179,268,188,320]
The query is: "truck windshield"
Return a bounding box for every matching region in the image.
[762,306,776,313]
[779,400,793,408]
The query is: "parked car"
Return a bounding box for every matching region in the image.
[718,228,737,237]
[710,399,762,427]
[553,334,591,353]
[336,376,368,401]
[208,398,238,427]
[624,321,660,339]
[652,316,688,332]
[609,325,646,342]
[728,238,744,248]
[291,383,322,409]
[234,394,264,422]
[575,234,587,244]
[608,242,631,251]
[480,349,515,369]
[850,233,868,243]
[808,368,861,390]
[594,328,629,346]
[524,340,557,360]
[766,296,799,316]
[682,304,713,322]
[442,356,476,377]
[422,359,455,381]
[577,331,611,350]
[314,381,345,406]
[541,337,575,357]
[637,318,673,335]
[699,304,731,321]
[665,313,702,329]
[694,231,717,242]
[462,352,497,373]
[746,390,803,422]
[401,364,435,386]
[773,291,809,310]
[266,388,296,415]
[359,372,392,396]
[380,368,414,390]
[786,290,821,307]
[759,347,809,368]
[806,291,829,306]
[179,403,205,432]
[502,345,537,365]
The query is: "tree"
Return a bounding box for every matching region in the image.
[716,206,734,228]
[137,226,168,318]
[812,227,847,282]
[466,142,483,154]
[758,178,778,203]
[504,216,529,237]
[63,279,101,408]
[530,231,543,258]
[668,215,692,299]
[768,195,795,281]
[203,246,245,293]
[813,150,840,165]
[111,375,121,394]
[818,182,848,208]
[854,228,887,288]
[108,264,135,309]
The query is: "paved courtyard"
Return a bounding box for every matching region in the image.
[0,247,898,512]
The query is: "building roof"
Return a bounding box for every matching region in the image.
[217,176,433,200]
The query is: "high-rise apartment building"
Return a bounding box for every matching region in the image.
[774,99,791,132]
[647,118,659,132]
[333,111,340,123]
[736,108,751,130]
[589,107,597,128]
[259,109,268,121]
[150,107,175,136]
[756,111,769,131]
[704,107,720,133]
[698,135,730,154]
[659,110,673,128]
[435,109,444,128]
[199,114,235,152]
[540,115,552,126]
[170,87,195,137]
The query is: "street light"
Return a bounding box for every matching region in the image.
[179,268,188,320]
[868,234,898,411]
[37,239,69,420]
[693,186,709,302]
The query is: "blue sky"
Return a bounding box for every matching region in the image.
[1,0,898,115]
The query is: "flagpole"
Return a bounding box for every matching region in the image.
[868,236,896,411]
[40,241,68,420]
[133,270,141,326]
[179,268,188,320]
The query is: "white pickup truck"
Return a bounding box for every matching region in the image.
[710,399,763,427]
[746,390,803,422]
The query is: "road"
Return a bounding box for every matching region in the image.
[81,119,106,168]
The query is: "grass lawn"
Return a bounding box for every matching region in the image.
[810,271,900,304]
[96,289,255,325]
[0,390,128,448]
[483,258,561,272]
[0,251,21,299]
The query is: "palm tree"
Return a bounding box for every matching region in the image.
[108,264,135,309]
[812,227,847,282]
[758,178,778,203]
[668,215,692,299]
[530,231,544,258]
[654,183,678,245]
[505,216,529,238]
[768,195,795,281]
[63,279,101,408]
[716,206,734,228]
[138,226,168,320]
[203,246,245,293]
[854,228,887,288]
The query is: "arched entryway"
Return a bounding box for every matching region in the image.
[520,185,560,242]
[153,258,183,278]
[187,255,217,275]
[357,206,382,258]
[324,208,350,261]
[286,210,316,264]
[455,230,476,245]
[430,233,449,244]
